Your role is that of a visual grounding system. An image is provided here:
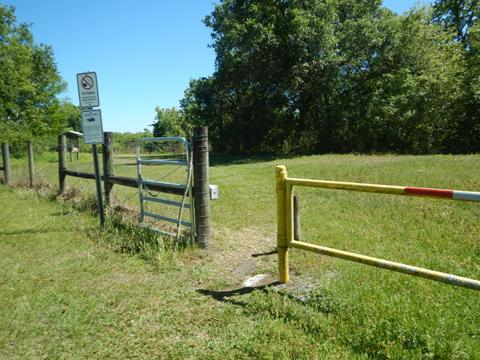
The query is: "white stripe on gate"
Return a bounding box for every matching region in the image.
[453,191,480,202]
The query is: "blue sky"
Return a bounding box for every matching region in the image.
[5,0,427,132]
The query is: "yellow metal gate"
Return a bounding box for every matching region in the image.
[275,165,480,291]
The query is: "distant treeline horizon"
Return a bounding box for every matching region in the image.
[2,2,480,156]
[154,0,480,155]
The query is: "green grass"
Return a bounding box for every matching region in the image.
[1,153,480,358]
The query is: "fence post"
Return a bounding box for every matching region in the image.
[193,127,211,248]
[92,144,105,228]
[293,195,301,241]
[27,140,34,188]
[102,132,114,206]
[58,135,67,194]
[276,165,289,283]
[2,142,11,185]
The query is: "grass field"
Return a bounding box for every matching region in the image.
[1,152,479,358]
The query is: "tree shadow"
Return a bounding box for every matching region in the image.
[210,153,278,167]
[0,227,51,236]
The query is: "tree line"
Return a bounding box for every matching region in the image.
[2,2,479,156]
[0,6,152,155]
[154,0,480,155]
[0,5,81,148]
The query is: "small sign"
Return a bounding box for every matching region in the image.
[77,72,100,108]
[81,109,104,144]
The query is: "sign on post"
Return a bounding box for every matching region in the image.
[77,72,100,108]
[81,109,104,144]
[76,70,105,228]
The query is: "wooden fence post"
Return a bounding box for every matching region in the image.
[193,127,211,248]
[2,142,11,185]
[102,132,114,205]
[58,135,67,194]
[92,144,105,228]
[27,140,34,188]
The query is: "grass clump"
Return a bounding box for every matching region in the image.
[98,209,192,270]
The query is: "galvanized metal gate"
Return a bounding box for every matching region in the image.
[136,137,195,242]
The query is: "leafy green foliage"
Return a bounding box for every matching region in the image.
[431,1,480,152]
[182,0,479,154]
[432,0,479,44]
[0,5,70,143]
[57,101,81,132]
[111,129,153,153]
[152,107,190,138]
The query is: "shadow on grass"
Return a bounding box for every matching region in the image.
[251,249,278,258]
[210,153,278,167]
[0,227,51,236]
[111,153,279,168]
[197,281,341,317]
[197,282,281,307]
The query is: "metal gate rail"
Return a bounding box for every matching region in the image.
[136,137,194,242]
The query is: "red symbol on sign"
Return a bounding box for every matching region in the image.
[81,75,94,90]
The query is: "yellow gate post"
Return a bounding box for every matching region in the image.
[276,165,289,283]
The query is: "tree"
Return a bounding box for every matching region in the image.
[184,0,343,153]
[432,0,479,44]
[151,107,190,138]
[113,129,153,153]
[432,1,480,151]
[53,100,81,132]
[182,0,471,154]
[0,5,66,143]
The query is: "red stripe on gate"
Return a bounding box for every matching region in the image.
[404,187,453,198]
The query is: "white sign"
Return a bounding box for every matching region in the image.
[81,109,104,144]
[77,72,100,108]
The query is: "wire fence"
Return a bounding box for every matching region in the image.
[2,128,211,246]
[1,138,191,233]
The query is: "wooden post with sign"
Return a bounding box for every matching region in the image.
[77,71,104,228]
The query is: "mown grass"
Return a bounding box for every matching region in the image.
[1,153,479,359]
